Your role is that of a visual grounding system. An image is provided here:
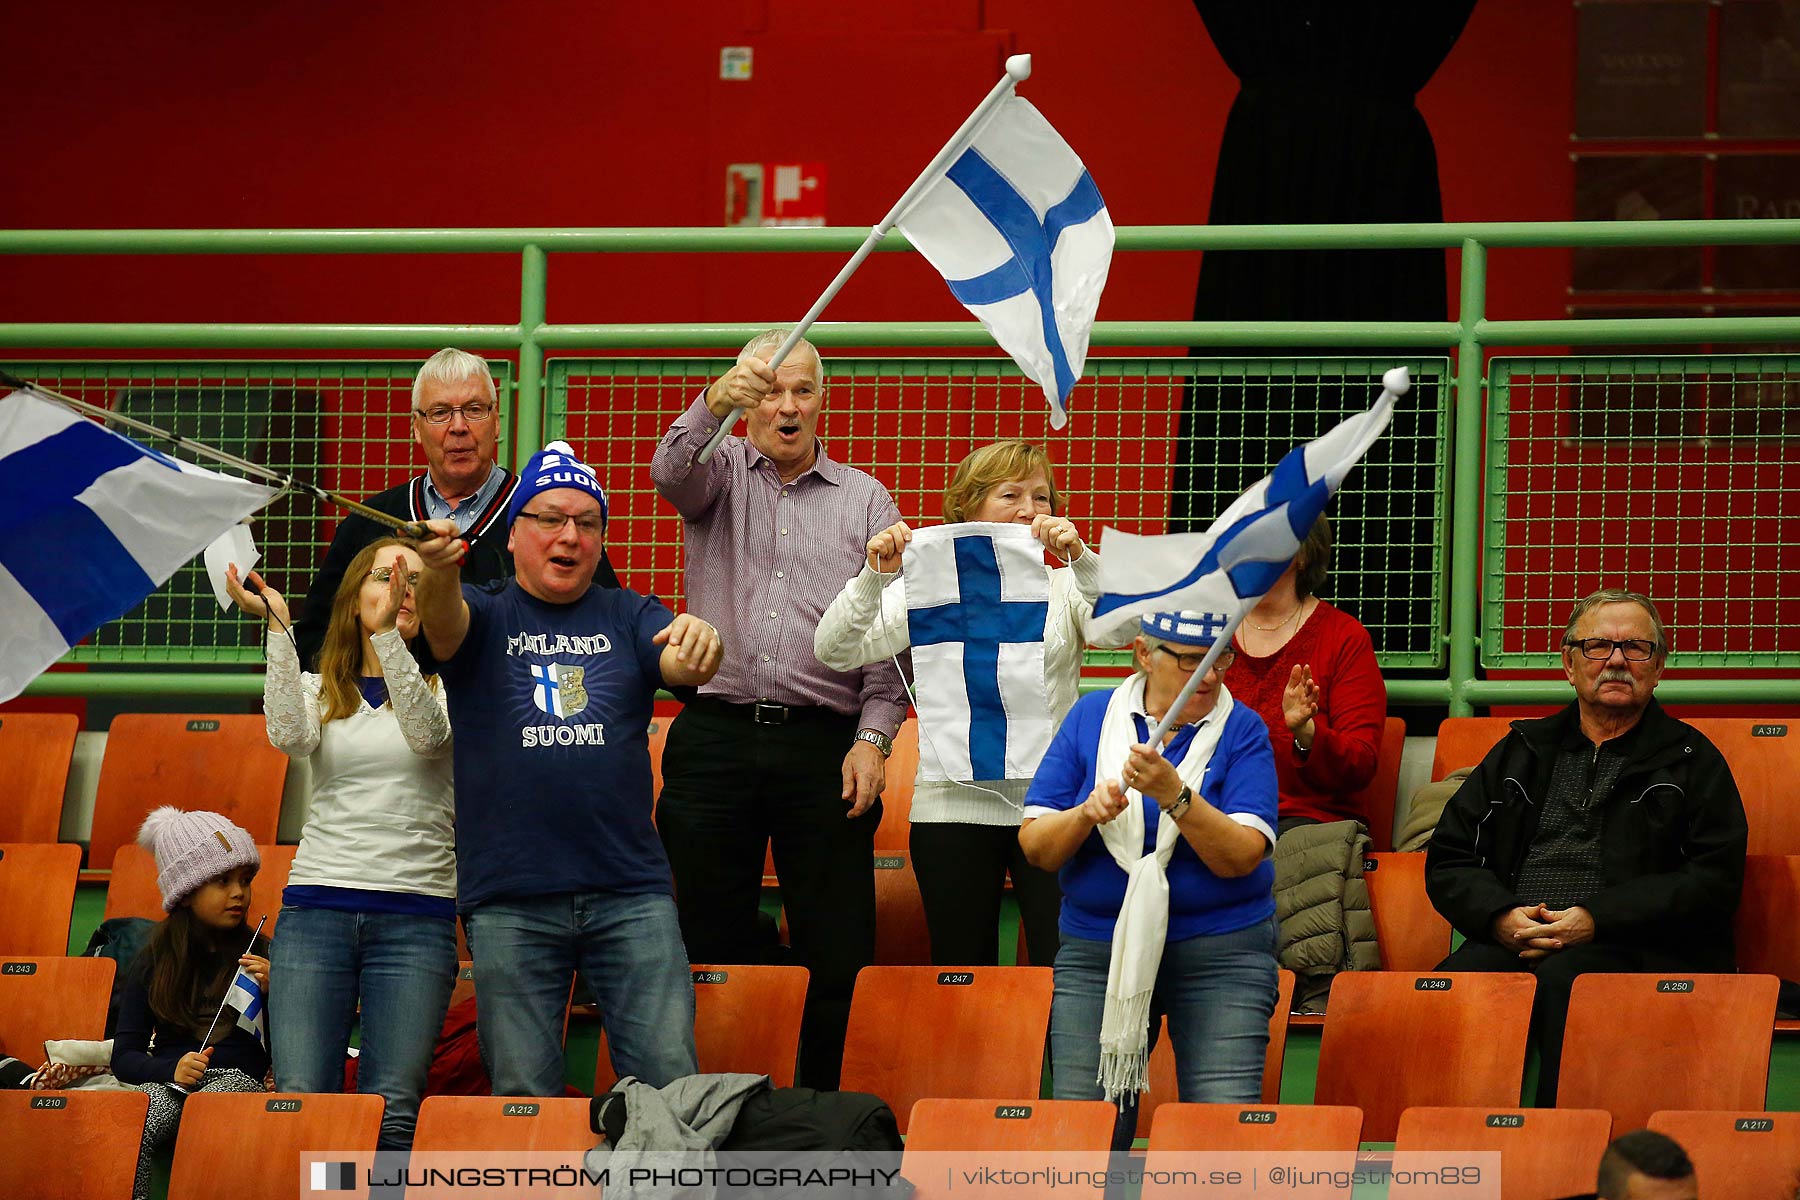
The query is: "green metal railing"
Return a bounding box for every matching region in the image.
[6,220,1800,712]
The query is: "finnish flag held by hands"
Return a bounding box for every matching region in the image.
[0,389,275,704]
[897,96,1113,430]
[226,966,268,1053]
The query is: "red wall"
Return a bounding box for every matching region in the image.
[0,0,1575,329]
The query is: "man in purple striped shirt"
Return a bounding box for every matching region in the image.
[650,329,909,1089]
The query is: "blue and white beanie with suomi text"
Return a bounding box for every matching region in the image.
[508,441,609,528]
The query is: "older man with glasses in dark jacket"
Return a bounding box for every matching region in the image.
[1426,587,1747,1105]
[294,347,620,666]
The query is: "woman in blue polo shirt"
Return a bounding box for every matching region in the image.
[1020,609,1279,1149]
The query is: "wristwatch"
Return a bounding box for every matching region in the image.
[855,729,894,758]
[1165,785,1193,823]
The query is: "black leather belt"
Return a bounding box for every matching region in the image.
[693,696,849,727]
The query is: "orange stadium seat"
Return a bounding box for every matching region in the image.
[87,715,286,875]
[1390,1106,1613,1200]
[410,1096,595,1199]
[1314,971,1535,1141]
[596,963,808,1092]
[840,966,1053,1135]
[1351,716,1406,852]
[168,1092,383,1200]
[872,852,933,965]
[101,844,162,922]
[0,957,114,1064]
[0,712,79,843]
[1736,854,1800,1033]
[1430,716,1513,781]
[1648,1110,1800,1200]
[1142,1103,1362,1200]
[1687,719,1800,856]
[0,1088,149,1200]
[902,1098,1114,1199]
[1559,973,1778,1132]
[0,843,81,955]
[1363,851,1452,972]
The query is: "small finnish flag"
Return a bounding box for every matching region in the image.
[225,966,268,1053]
[310,1161,356,1192]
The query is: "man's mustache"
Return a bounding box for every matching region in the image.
[1598,668,1635,684]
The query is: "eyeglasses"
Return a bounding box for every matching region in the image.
[1564,637,1659,661]
[517,510,605,538]
[413,401,495,425]
[1155,644,1235,673]
[368,566,421,586]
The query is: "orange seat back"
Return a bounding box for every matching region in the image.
[1315,971,1536,1141]
[1364,851,1452,972]
[0,1088,149,1200]
[1351,716,1406,851]
[0,712,79,843]
[840,966,1053,1134]
[0,843,81,955]
[89,715,286,872]
[1648,1109,1800,1200]
[1560,973,1778,1131]
[1391,1106,1613,1200]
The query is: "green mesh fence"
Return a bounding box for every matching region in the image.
[549,355,1450,670]
[6,359,513,664]
[1485,354,1800,668]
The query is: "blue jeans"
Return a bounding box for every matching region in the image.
[269,906,457,1151]
[1050,915,1279,1150]
[465,891,697,1096]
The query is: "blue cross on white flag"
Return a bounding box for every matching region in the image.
[225,965,269,1052]
[1086,368,1409,646]
[0,389,277,704]
[904,523,1054,782]
[897,96,1113,430]
[530,663,571,718]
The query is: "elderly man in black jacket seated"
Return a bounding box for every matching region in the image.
[1426,588,1747,1105]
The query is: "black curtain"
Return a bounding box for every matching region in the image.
[1173,1,1473,663]
[1188,0,1474,333]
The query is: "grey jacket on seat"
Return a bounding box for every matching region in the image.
[1275,818,1380,1012]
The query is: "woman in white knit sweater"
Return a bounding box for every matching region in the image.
[226,537,454,1152]
[815,441,1113,967]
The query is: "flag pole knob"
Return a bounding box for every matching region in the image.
[1382,366,1412,396]
[1005,54,1032,82]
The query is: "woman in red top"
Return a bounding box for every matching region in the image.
[1229,515,1387,835]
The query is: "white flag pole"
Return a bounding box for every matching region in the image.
[696,53,1035,465]
[1146,611,1247,746]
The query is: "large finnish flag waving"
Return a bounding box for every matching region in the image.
[897,96,1113,430]
[1087,368,1409,645]
[0,389,276,703]
[904,523,1055,783]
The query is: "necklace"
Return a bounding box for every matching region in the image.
[1243,599,1305,633]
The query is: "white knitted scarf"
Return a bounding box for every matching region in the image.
[1092,673,1234,1104]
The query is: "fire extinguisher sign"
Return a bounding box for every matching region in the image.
[725,162,826,227]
